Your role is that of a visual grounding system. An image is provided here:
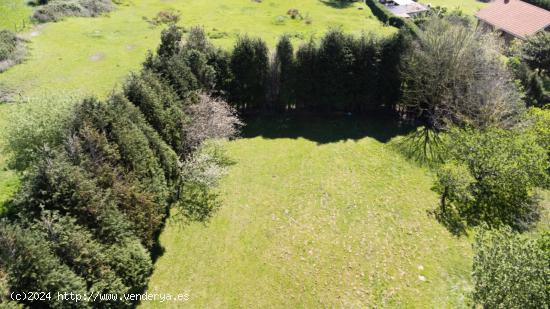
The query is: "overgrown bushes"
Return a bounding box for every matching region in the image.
[0,30,25,73]
[33,0,114,23]
[472,228,549,308]
[433,128,549,233]
[401,17,523,130]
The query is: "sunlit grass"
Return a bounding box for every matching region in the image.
[425,0,487,15]
[0,0,32,32]
[0,0,395,99]
[143,117,473,308]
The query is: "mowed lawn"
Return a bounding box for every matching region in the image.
[0,0,394,98]
[142,117,472,308]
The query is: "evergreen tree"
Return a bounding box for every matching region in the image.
[229,36,269,111]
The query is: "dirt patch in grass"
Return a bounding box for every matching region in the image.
[89,52,105,61]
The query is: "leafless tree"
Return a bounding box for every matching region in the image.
[183,93,243,150]
[401,17,524,130]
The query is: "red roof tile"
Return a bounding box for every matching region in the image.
[475,0,550,39]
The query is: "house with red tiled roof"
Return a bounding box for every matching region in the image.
[475,0,550,41]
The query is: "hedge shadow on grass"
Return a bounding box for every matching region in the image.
[242,111,414,144]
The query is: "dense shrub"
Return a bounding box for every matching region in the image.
[434,128,549,232]
[524,0,550,10]
[472,227,549,308]
[521,107,550,156]
[401,17,524,130]
[4,94,78,171]
[508,56,547,107]
[33,0,114,23]
[0,222,89,308]
[0,30,17,62]
[0,30,25,72]
[522,31,550,75]
[229,36,270,110]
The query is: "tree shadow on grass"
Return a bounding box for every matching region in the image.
[318,0,356,9]
[241,111,415,144]
[429,207,468,237]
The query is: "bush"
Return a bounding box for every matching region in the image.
[434,128,549,231]
[4,94,78,171]
[0,30,17,62]
[522,31,550,75]
[33,0,114,23]
[183,93,242,150]
[401,17,524,130]
[521,107,550,156]
[364,0,419,35]
[472,227,549,308]
[0,30,26,72]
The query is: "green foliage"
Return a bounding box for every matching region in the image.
[522,107,550,156]
[523,0,550,10]
[123,70,190,155]
[472,227,549,308]
[508,56,547,107]
[522,31,550,75]
[0,222,89,308]
[229,36,269,110]
[0,30,17,62]
[274,35,295,111]
[434,128,549,232]
[4,94,77,171]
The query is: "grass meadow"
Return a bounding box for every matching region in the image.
[0,1,537,307]
[0,0,31,32]
[0,0,394,214]
[0,0,395,98]
[142,116,473,308]
[426,0,487,15]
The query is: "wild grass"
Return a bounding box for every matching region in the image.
[425,0,487,15]
[0,0,32,32]
[0,0,395,98]
[142,116,473,308]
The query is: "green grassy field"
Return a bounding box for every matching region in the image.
[0,0,394,99]
[0,0,31,32]
[0,0,393,213]
[425,0,487,15]
[142,116,473,308]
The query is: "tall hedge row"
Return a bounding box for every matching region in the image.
[1,26,239,308]
[223,29,409,114]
